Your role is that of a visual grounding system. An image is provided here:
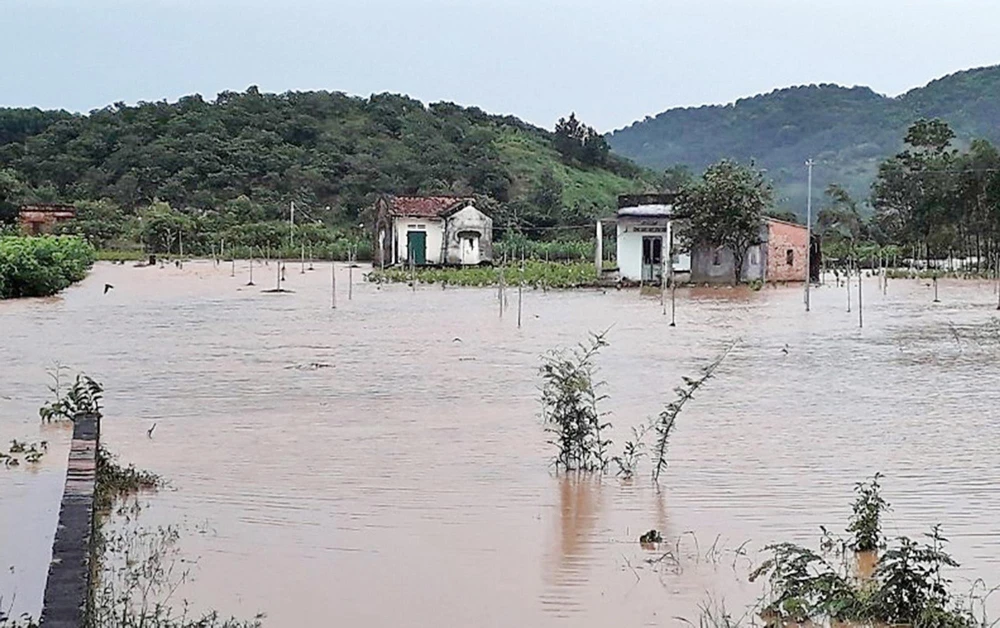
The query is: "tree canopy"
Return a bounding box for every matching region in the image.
[0,89,655,247]
[682,159,773,283]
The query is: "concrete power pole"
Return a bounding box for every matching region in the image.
[805,159,814,312]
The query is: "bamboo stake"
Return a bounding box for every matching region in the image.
[858,265,863,328]
[846,260,852,313]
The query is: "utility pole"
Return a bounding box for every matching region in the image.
[805,159,813,312]
[289,201,295,250]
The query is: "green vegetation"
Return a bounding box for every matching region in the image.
[540,335,734,480]
[368,260,598,289]
[95,446,162,513]
[0,439,47,468]
[609,64,1000,215]
[0,235,95,298]
[750,474,991,627]
[39,371,104,422]
[540,333,612,472]
[0,90,655,254]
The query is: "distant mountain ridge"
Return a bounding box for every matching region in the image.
[608,65,1000,215]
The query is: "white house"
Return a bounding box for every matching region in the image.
[373,196,493,267]
[614,194,689,282]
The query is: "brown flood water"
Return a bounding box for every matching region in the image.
[3,261,1000,626]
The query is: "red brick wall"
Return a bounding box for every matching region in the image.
[766,219,808,282]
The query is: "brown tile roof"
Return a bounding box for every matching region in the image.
[19,203,77,214]
[388,196,472,218]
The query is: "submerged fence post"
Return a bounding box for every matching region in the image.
[331,261,337,309]
[301,243,306,274]
[517,251,524,328]
[231,257,235,278]
[40,413,99,628]
[248,257,255,286]
[348,249,354,301]
[858,266,863,328]
[933,275,940,303]
[846,262,852,313]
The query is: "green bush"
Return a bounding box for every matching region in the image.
[0,235,96,298]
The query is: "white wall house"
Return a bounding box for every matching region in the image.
[374,196,493,267]
[614,194,688,282]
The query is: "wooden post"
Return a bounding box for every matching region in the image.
[517,251,524,328]
[858,265,863,328]
[301,243,306,274]
[933,275,940,303]
[248,257,255,286]
[668,222,676,327]
[231,257,235,278]
[348,248,354,301]
[332,261,337,309]
[276,261,281,291]
[846,260,852,313]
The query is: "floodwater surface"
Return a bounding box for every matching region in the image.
[2,261,1000,625]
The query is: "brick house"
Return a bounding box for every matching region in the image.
[18,203,77,235]
[690,217,818,284]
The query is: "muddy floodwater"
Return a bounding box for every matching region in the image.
[3,261,1000,626]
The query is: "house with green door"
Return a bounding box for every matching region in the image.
[373,195,494,267]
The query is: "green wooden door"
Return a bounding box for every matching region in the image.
[407,231,427,265]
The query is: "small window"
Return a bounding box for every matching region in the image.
[712,248,721,266]
[786,249,794,266]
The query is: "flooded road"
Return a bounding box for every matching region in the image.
[3,261,1000,625]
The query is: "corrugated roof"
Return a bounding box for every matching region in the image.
[388,196,473,218]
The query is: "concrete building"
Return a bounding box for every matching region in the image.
[373,196,493,267]
[18,204,76,235]
[614,194,690,283]
[690,217,812,284]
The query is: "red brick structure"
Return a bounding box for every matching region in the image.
[763,218,809,282]
[18,204,77,235]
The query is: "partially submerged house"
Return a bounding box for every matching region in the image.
[373,196,493,267]
[690,217,818,284]
[614,194,690,282]
[18,203,76,235]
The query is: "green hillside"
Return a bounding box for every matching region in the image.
[0,89,655,240]
[608,64,1000,215]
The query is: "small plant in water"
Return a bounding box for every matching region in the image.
[39,372,104,422]
[96,446,162,512]
[539,331,612,472]
[751,474,989,627]
[0,440,47,468]
[651,340,737,483]
[847,472,888,553]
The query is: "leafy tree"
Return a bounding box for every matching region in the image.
[554,113,609,167]
[683,159,773,283]
[872,119,958,263]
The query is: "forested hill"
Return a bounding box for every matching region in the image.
[608,64,1000,215]
[0,89,653,231]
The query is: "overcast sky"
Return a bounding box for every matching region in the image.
[3,0,999,132]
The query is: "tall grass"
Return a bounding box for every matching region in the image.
[0,235,96,298]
